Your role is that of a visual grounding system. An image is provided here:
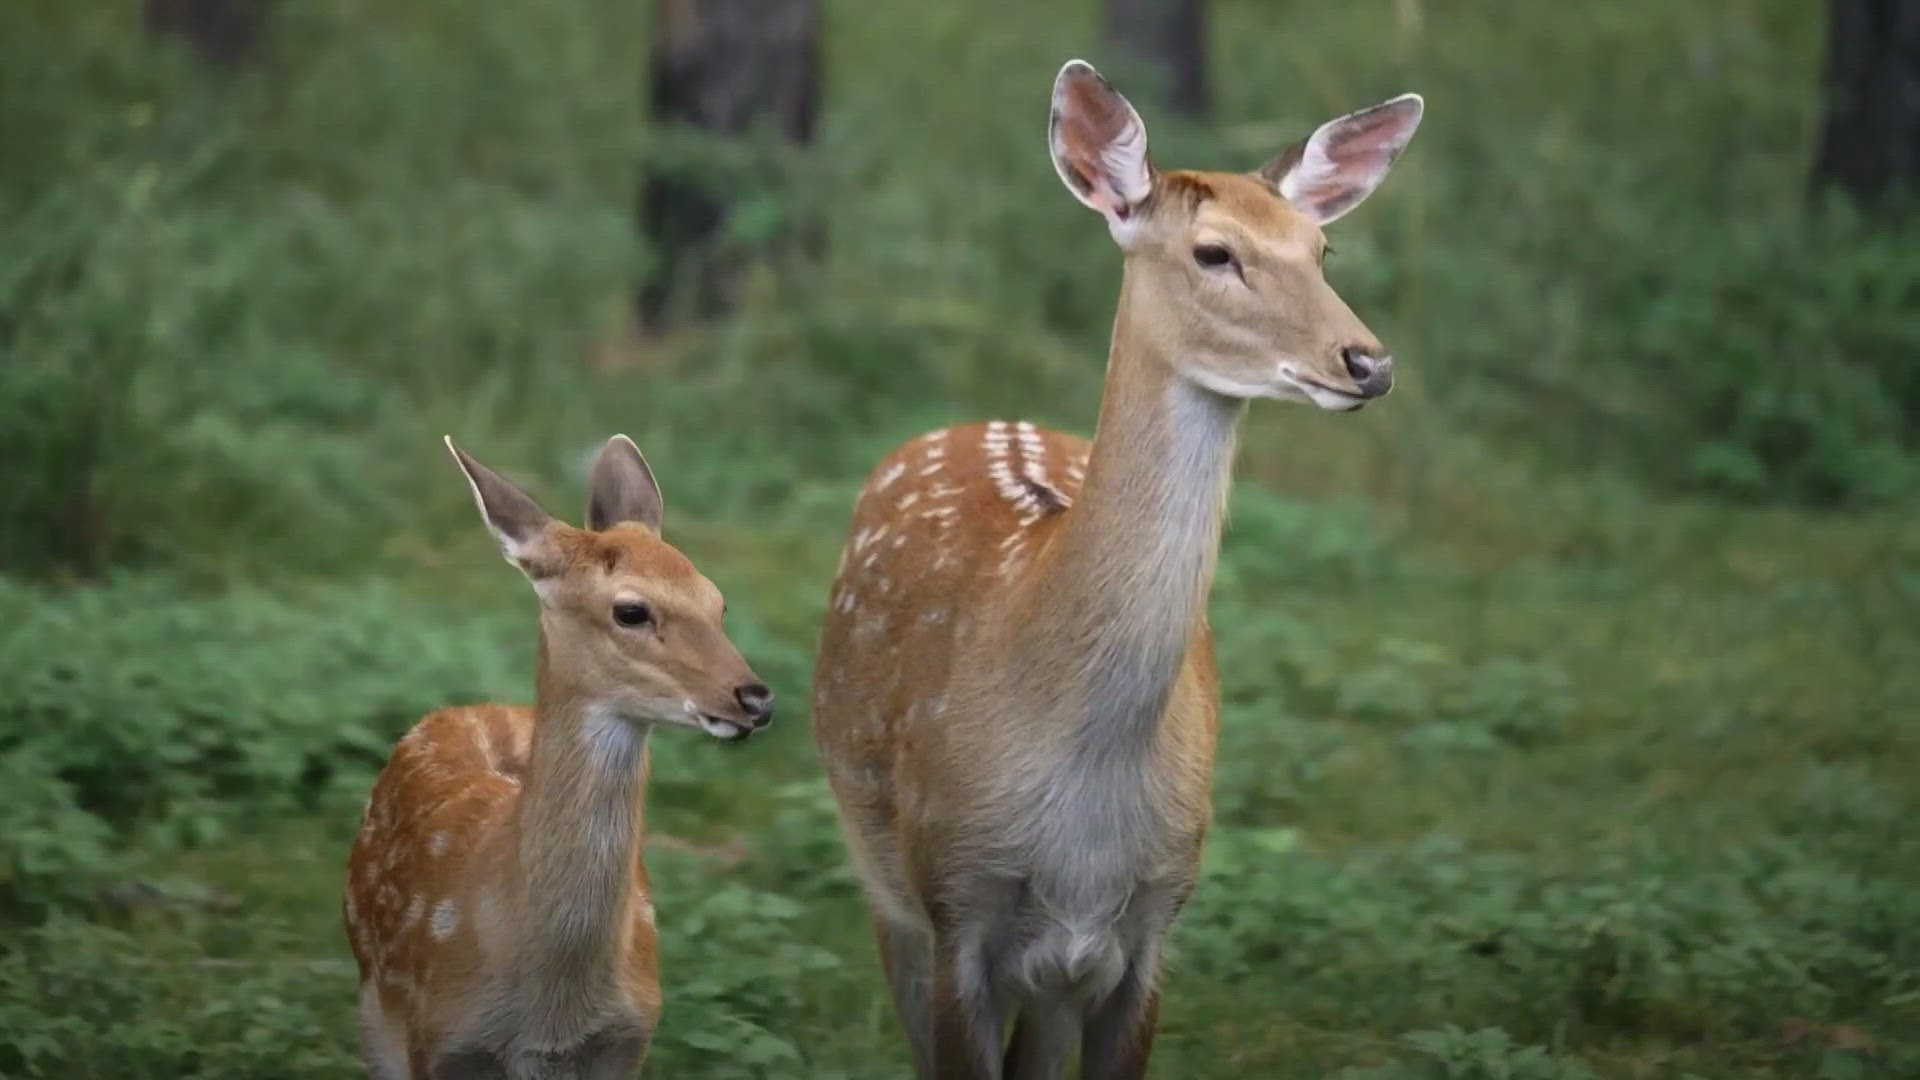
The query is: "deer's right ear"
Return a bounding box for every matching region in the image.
[1049,60,1153,239]
[445,437,563,579]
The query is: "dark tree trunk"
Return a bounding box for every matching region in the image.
[1812,0,1920,206]
[639,0,820,324]
[1103,0,1209,118]
[144,0,265,68]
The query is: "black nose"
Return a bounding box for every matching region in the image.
[734,682,773,727]
[1341,346,1394,397]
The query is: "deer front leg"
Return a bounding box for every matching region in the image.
[930,924,1005,1080]
[873,909,937,1077]
[580,1027,649,1080]
[1001,995,1079,1080]
[1078,959,1160,1080]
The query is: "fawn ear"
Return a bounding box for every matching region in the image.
[586,435,664,534]
[445,437,564,579]
[1049,59,1154,242]
[1258,93,1423,225]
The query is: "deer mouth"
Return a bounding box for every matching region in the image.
[1280,368,1369,411]
[698,714,754,742]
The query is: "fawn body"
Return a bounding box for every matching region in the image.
[812,61,1423,1078]
[345,436,771,1079]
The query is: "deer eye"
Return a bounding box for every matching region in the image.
[612,602,652,628]
[1192,244,1234,269]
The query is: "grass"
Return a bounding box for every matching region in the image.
[6,474,1912,1077]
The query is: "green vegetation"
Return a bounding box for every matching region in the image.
[1,0,1915,1076]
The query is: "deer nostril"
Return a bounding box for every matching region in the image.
[1342,346,1376,383]
[735,682,773,723]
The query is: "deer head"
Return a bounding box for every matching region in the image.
[1048,60,1423,410]
[446,435,772,740]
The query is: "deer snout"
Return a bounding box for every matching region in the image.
[1340,346,1393,398]
[734,682,774,729]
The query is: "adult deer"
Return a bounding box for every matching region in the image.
[812,61,1423,1078]
[344,435,773,1079]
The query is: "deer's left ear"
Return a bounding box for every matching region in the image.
[1259,93,1423,225]
[1049,60,1155,240]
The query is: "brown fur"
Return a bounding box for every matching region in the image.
[345,440,766,1078]
[812,61,1419,1079]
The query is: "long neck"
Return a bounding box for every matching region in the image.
[1014,265,1244,752]
[508,635,650,988]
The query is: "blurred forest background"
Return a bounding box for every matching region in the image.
[2,0,1917,1076]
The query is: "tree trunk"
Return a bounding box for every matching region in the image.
[144,0,265,68]
[1812,0,1920,206]
[639,0,820,324]
[1103,0,1209,118]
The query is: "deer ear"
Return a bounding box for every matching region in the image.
[1048,60,1154,238]
[1259,93,1423,225]
[444,437,564,579]
[586,434,664,534]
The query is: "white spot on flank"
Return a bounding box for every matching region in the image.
[468,714,493,761]
[431,900,459,941]
[873,461,907,491]
[896,492,920,510]
[429,833,448,857]
[997,536,1027,577]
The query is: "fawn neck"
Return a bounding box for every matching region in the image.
[508,633,651,981]
[1015,263,1243,753]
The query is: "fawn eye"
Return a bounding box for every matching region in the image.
[1192,244,1234,269]
[612,602,652,628]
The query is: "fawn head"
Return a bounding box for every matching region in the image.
[446,436,771,741]
[1048,60,1423,410]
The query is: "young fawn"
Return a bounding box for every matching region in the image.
[344,435,772,1079]
[812,61,1423,1078]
